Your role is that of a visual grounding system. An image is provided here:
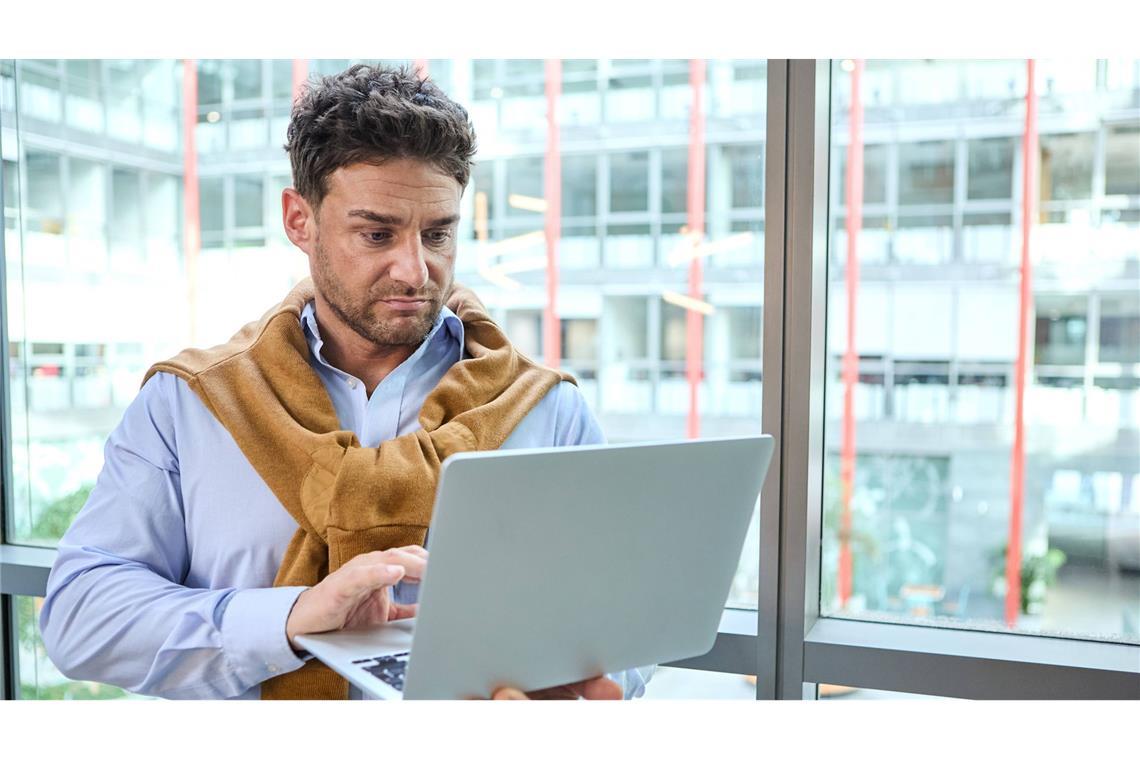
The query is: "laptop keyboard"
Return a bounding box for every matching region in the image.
[352,652,411,692]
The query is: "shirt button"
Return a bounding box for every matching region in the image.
[268,664,280,674]
[347,378,358,389]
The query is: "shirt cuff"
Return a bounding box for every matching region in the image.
[221,586,310,688]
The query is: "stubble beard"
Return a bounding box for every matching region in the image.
[311,238,449,349]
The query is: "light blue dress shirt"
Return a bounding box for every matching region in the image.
[40,301,651,700]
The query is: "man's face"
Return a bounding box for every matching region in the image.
[303,158,461,348]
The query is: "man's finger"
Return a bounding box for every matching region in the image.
[492,687,528,700]
[377,549,427,583]
[568,676,623,700]
[388,602,418,621]
[338,563,404,601]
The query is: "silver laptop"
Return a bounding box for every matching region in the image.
[295,434,773,699]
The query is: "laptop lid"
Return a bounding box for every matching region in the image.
[402,434,773,699]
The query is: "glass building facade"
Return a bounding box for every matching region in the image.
[1,58,1138,699]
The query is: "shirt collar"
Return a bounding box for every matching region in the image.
[300,299,465,373]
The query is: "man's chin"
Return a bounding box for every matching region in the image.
[361,318,435,348]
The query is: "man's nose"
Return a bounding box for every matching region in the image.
[388,235,430,290]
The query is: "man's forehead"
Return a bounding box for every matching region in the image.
[327,160,461,201]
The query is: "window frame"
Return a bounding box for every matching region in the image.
[2,58,1138,702]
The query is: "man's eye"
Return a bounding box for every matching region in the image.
[425,230,452,245]
[364,231,391,244]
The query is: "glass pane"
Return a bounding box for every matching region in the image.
[562,154,596,218]
[198,59,224,106]
[6,60,188,546]
[898,140,954,205]
[1040,132,1094,200]
[272,59,294,101]
[111,168,142,240]
[725,143,764,209]
[200,176,224,235]
[823,59,1140,644]
[609,150,649,212]
[967,137,1015,200]
[1099,294,1140,363]
[1104,125,1140,196]
[661,148,687,215]
[837,143,887,206]
[505,155,542,217]
[231,59,263,100]
[233,175,264,228]
[3,60,766,656]
[15,597,144,699]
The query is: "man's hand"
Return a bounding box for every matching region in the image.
[285,546,427,650]
[490,675,623,700]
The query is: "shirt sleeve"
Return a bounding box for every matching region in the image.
[38,372,309,699]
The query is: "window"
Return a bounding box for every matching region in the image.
[1040,132,1094,200]
[967,137,1015,200]
[1104,125,1140,196]
[561,154,596,218]
[824,58,1139,649]
[199,176,224,242]
[837,142,887,206]
[231,59,263,101]
[725,143,764,209]
[1035,296,1088,366]
[1099,294,1140,363]
[6,58,1131,705]
[898,140,955,206]
[561,318,598,363]
[26,152,64,234]
[233,175,264,229]
[505,156,542,217]
[661,148,687,215]
[609,151,649,212]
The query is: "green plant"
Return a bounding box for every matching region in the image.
[991,544,1067,615]
[30,484,93,541]
[15,596,133,700]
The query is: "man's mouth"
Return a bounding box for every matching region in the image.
[380,298,429,313]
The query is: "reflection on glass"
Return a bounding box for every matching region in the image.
[609,150,649,212]
[15,597,141,700]
[823,59,1140,644]
[643,667,756,699]
[1040,132,1094,200]
[898,140,954,206]
[3,61,767,634]
[967,137,1014,200]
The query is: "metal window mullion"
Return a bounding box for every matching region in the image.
[0,99,11,700]
[774,59,830,700]
[757,59,789,701]
[803,617,1140,699]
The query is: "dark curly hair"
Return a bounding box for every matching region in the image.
[285,63,477,207]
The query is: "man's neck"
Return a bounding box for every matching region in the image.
[311,298,420,396]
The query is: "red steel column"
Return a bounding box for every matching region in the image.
[686,59,707,440]
[543,59,562,368]
[1006,59,1037,628]
[182,60,200,345]
[839,59,864,608]
[292,59,308,102]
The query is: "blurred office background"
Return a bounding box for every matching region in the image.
[1,58,1137,699]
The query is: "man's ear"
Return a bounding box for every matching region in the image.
[282,187,316,255]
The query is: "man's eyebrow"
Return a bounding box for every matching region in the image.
[346,209,403,224]
[346,210,460,228]
[427,214,461,228]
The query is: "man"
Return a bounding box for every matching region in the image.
[39,63,651,700]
